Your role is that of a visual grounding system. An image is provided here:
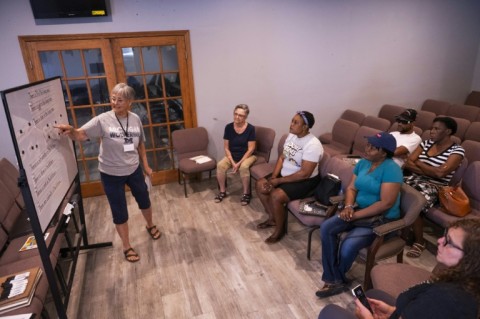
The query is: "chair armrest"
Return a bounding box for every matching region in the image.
[373,219,406,236]
[329,195,345,205]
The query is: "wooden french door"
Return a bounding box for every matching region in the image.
[19,31,197,197]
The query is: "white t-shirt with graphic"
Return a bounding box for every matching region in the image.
[81,110,145,176]
[390,131,422,168]
[281,133,323,177]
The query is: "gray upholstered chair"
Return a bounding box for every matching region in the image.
[319,109,365,144]
[414,110,436,132]
[421,99,451,115]
[322,119,360,156]
[171,127,217,197]
[250,133,287,183]
[349,126,379,156]
[370,263,445,299]
[461,139,480,163]
[447,104,480,121]
[464,122,480,143]
[352,184,427,289]
[362,115,391,131]
[426,161,480,228]
[286,155,353,259]
[378,104,407,124]
[252,126,275,165]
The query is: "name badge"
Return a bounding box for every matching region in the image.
[124,144,134,152]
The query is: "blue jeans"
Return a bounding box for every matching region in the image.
[320,215,377,284]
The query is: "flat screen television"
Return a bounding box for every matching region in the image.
[30,0,108,19]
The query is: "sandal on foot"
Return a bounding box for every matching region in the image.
[315,283,347,298]
[241,193,251,206]
[214,192,227,203]
[265,232,285,244]
[406,242,425,258]
[123,248,140,263]
[146,225,162,240]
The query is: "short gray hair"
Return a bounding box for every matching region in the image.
[234,104,250,116]
[111,83,135,100]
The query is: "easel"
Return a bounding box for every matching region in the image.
[2,77,112,318]
[18,170,112,319]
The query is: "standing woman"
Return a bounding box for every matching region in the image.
[215,104,257,206]
[55,83,161,263]
[256,111,323,244]
[403,116,465,258]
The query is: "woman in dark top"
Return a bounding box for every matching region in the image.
[214,104,256,205]
[318,219,480,319]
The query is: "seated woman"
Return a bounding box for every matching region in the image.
[255,111,323,244]
[316,132,403,298]
[318,219,480,319]
[403,116,465,258]
[214,104,256,206]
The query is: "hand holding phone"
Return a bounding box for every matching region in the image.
[351,285,373,314]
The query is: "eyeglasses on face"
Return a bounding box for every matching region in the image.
[396,119,411,124]
[442,229,464,251]
[110,96,126,103]
[234,112,246,118]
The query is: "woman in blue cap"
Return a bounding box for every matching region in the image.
[316,132,403,298]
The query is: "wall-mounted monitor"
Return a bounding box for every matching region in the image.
[29,0,108,19]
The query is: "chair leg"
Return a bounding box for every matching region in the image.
[307,226,320,260]
[177,169,181,185]
[183,173,188,198]
[397,250,404,263]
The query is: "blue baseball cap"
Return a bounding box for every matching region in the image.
[366,131,397,153]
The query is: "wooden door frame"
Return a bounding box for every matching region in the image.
[18,31,198,197]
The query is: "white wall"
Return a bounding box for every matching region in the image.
[472,42,480,91]
[1,0,480,165]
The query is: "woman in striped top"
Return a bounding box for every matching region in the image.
[403,116,465,258]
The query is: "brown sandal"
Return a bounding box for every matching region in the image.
[123,248,140,263]
[406,242,425,258]
[146,225,162,240]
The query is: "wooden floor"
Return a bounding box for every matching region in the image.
[68,176,437,319]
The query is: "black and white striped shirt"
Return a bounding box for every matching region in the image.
[417,139,465,185]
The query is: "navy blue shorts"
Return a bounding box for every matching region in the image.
[100,165,151,224]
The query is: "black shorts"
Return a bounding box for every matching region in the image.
[278,174,321,200]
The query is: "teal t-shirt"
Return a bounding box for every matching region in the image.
[353,158,403,219]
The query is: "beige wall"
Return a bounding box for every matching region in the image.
[1,0,480,165]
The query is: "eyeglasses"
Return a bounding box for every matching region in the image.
[442,229,464,251]
[396,119,411,125]
[110,96,126,104]
[234,112,246,118]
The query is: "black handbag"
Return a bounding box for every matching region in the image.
[314,173,342,206]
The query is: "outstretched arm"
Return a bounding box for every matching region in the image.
[54,124,89,142]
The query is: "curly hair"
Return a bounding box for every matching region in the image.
[434,219,480,304]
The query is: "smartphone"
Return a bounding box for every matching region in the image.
[351,285,373,314]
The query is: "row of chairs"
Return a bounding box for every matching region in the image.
[0,158,66,318]
[320,110,480,163]
[421,98,480,121]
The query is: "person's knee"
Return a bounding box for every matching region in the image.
[271,189,288,204]
[239,166,250,178]
[113,212,128,224]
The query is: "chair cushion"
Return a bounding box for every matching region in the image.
[178,157,216,174]
[371,263,431,298]
[287,198,326,227]
[250,162,275,180]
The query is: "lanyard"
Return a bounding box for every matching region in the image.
[115,113,129,138]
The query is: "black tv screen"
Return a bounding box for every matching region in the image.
[30,0,108,19]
